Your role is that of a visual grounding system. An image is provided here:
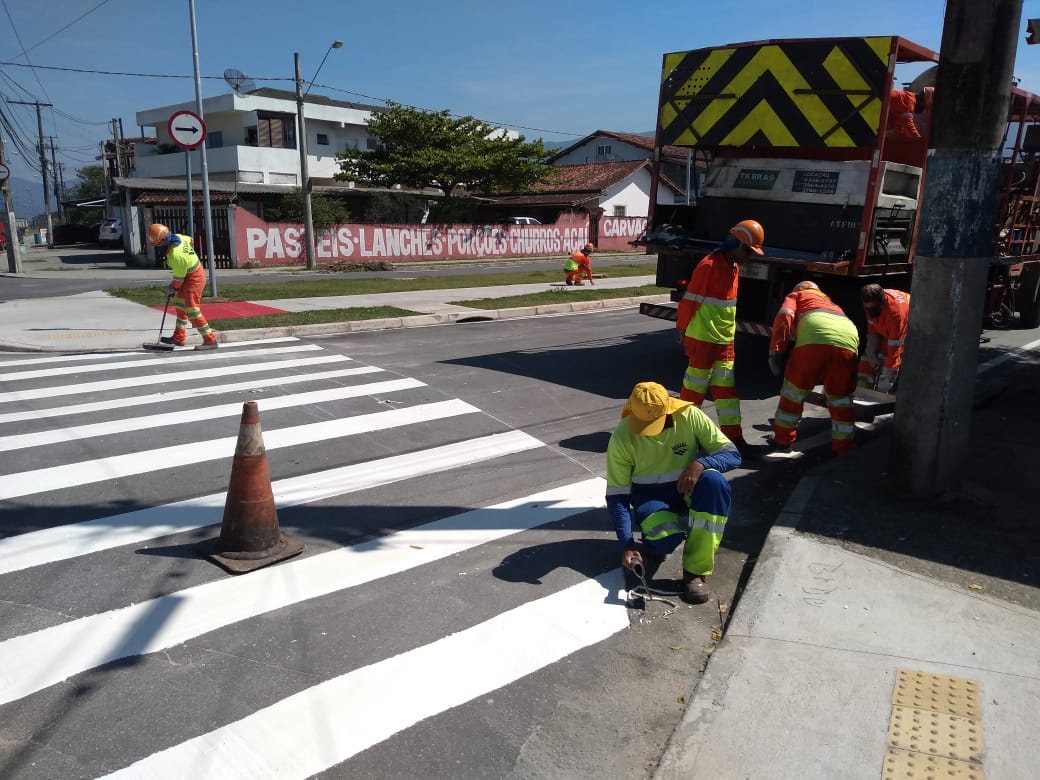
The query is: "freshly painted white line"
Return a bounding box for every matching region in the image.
[0,378,425,452]
[0,364,379,425]
[0,478,607,707]
[0,430,546,575]
[976,337,1040,373]
[1,344,324,383]
[0,354,353,405]
[0,399,479,501]
[101,569,626,780]
[0,337,301,369]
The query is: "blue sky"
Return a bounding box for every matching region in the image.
[3,0,1040,213]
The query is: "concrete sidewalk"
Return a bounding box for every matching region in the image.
[0,273,663,353]
[655,357,1040,779]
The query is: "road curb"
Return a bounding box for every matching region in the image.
[217,294,671,343]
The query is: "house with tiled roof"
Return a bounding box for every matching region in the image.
[548,129,705,194]
[475,130,692,225]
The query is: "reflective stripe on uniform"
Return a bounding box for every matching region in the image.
[641,509,687,541]
[689,514,727,535]
[632,469,684,486]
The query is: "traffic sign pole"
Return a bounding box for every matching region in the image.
[167,107,213,294]
[0,137,22,274]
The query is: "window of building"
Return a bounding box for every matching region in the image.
[316,133,329,146]
[597,144,612,156]
[613,205,627,217]
[366,137,378,150]
[205,131,223,149]
[256,112,296,149]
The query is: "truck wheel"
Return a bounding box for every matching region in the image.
[1019,289,1040,329]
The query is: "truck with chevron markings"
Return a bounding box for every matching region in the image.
[635,35,1040,333]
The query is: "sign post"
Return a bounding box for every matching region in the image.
[0,160,20,274]
[167,109,212,289]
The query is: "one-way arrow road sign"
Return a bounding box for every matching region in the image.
[167,110,207,150]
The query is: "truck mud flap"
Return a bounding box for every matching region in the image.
[639,302,678,321]
[735,320,772,337]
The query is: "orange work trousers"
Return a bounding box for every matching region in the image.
[772,343,857,455]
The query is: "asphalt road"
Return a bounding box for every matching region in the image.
[0,306,824,779]
[2,249,1036,778]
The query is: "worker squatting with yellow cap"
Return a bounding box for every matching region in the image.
[606,381,741,604]
[147,223,219,350]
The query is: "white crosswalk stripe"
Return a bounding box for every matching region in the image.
[0,338,620,779]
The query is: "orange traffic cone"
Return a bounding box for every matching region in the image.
[200,401,304,574]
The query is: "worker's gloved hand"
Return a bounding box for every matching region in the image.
[876,367,897,394]
[767,351,786,377]
[166,282,177,295]
[864,335,882,368]
[621,548,643,572]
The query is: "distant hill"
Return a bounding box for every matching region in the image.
[3,176,47,220]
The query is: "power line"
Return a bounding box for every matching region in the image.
[13,0,115,58]
[0,0,53,104]
[0,59,285,82]
[0,60,585,138]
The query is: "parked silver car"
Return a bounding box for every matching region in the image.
[98,218,123,246]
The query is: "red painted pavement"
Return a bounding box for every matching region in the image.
[153,301,288,319]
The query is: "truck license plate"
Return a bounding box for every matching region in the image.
[740,262,769,280]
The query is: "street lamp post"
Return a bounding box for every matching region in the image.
[295,41,342,271]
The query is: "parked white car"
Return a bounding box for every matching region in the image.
[505,216,542,225]
[98,218,123,246]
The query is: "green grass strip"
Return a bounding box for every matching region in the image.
[451,285,664,309]
[105,262,659,306]
[209,306,419,331]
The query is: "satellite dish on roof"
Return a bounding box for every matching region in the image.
[223,68,257,96]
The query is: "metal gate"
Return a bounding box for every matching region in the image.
[149,206,233,269]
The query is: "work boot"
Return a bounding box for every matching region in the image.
[681,571,711,604]
[765,435,793,454]
[159,336,185,346]
[195,336,219,351]
[732,438,765,459]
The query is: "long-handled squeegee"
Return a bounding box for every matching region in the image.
[142,290,175,352]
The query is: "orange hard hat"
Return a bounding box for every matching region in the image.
[730,219,764,254]
[147,223,170,247]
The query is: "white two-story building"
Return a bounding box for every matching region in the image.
[118,88,393,262]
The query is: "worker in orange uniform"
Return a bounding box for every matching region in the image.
[767,281,859,456]
[887,86,934,139]
[564,242,595,285]
[857,284,910,394]
[147,223,219,351]
[676,219,764,452]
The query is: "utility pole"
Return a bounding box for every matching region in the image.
[0,127,23,273]
[295,52,316,271]
[9,99,54,247]
[890,0,1023,497]
[48,137,62,221]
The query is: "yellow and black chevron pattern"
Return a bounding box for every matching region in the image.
[659,37,892,148]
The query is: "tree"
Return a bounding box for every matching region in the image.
[337,102,554,198]
[265,191,350,229]
[70,165,106,202]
